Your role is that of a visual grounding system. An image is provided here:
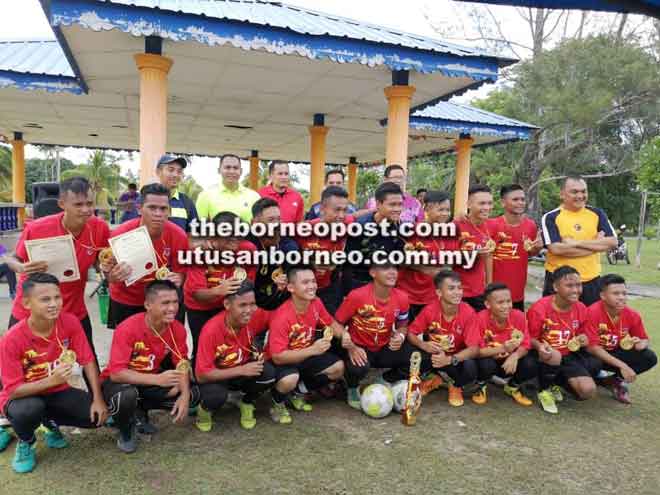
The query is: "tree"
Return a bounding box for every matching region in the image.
[638,136,660,223]
[24,157,76,203]
[61,150,126,207]
[0,145,11,202]
[178,175,203,202]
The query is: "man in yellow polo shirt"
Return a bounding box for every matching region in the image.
[541,176,617,305]
[196,154,261,223]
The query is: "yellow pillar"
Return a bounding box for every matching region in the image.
[384,85,415,170]
[454,136,474,218]
[11,132,26,227]
[347,157,358,203]
[249,150,260,191]
[134,53,173,185]
[309,114,329,204]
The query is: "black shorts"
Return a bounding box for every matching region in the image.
[107,298,144,329]
[559,351,602,380]
[275,352,341,382]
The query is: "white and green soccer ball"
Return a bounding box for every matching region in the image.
[360,384,394,418]
[390,380,409,413]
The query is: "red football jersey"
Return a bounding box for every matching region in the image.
[12,212,110,320]
[527,296,597,356]
[195,308,270,375]
[267,298,333,355]
[587,301,648,351]
[408,301,475,354]
[335,284,410,352]
[0,313,94,413]
[453,219,490,298]
[465,309,531,358]
[486,216,538,302]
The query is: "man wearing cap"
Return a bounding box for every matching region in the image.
[196,154,261,223]
[155,155,199,234]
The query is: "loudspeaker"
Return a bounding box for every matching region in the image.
[32,182,62,219]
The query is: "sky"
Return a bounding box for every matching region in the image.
[0,0,629,190]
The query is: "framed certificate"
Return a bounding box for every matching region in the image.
[108,225,158,286]
[25,234,80,283]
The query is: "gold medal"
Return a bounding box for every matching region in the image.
[176,359,191,373]
[59,349,77,365]
[511,329,524,344]
[99,247,114,264]
[485,239,496,252]
[523,237,534,252]
[567,337,580,352]
[271,267,284,283]
[233,267,247,282]
[323,326,334,341]
[404,242,416,251]
[155,266,171,280]
[620,334,635,351]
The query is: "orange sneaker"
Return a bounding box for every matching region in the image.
[471,384,488,405]
[420,373,443,397]
[448,385,464,407]
[504,384,533,406]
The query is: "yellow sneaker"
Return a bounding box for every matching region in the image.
[448,385,464,407]
[504,384,533,407]
[471,384,488,405]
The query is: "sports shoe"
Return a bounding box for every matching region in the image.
[537,389,559,414]
[550,385,564,402]
[44,427,69,449]
[471,384,488,405]
[269,402,292,425]
[117,423,137,454]
[195,406,214,432]
[135,409,158,435]
[504,384,533,406]
[611,378,632,404]
[289,394,313,412]
[420,373,443,397]
[347,387,361,410]
[448,385,464,407]
[238,401,257,430]
[12,440,36,473]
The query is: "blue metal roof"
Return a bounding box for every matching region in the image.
[453,0,660,17]
[43,0,513,79]
[0,40,82,94]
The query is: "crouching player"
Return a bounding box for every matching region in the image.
[587,274,657,403]
[467,283,536,406]
[267,267,346,422]
[527,266,602,414]
[195,281,279,431]
[406,271,478,406]
[101,280,198,453]
[0,273,107,473]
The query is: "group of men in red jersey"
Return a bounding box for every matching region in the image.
[0,163,655,474]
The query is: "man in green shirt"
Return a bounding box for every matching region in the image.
[196,154,261,223]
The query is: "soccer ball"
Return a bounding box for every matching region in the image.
[360,384,394,418]
[390,380,409,413]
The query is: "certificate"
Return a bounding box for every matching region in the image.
[108,225,158,286]
[25,234,80,283]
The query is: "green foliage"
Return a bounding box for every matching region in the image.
[61,150,126,207]
[638,137,660,222]
[355,167,382,207]
[25,157,76,203]
[177,175,203,202]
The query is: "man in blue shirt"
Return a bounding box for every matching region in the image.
[305,169,357,220]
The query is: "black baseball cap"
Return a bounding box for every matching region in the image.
[156,155,188,169]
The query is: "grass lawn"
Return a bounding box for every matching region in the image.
[599,238,660,286]
[1,291,658,494]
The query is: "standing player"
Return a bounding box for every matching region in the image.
[406,271,478,406]
[267,267,346,421]
[101,280,197,453]
[102,183,190,328]
[335,263,412,409]
[487,184,542,311]
[527,266,602,414]
[587,274,657,403]
[466,283,535,407]
[7,177,110,358]
[454,185,494,311]
[0,273,107,473]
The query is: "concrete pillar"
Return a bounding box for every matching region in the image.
[309,113,329,204]
[384,71,415,170]
[11,132,25,227]
[454,135,474,217]
[347,156,358,203]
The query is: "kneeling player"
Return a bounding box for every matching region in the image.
[335,264,413,409]
[267,267,346,422]
[0,273,107,473]
[101,280,198,453]
[195,281,280,431]
[527,266,602,414]
[407,271,478,406]
[587,274,657,403]
[467,283,535,406]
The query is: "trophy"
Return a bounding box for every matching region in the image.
[437,334,451,352]
[402,351,422,426]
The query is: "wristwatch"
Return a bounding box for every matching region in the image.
[451,355,460,367]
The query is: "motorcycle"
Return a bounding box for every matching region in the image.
[607,226,630,265]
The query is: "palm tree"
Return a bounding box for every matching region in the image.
[61,150,127,208]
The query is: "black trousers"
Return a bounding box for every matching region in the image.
[275,352,341,391]
[317,283,342,315]
[199,361,276,410]
[102,379,200,431]
[464,295,486,312]
[604,348,657,376]
[0,262,16,295]
[408,304,426,325]
[477,354,538,387]
[543,271,601,307]
[533,350,602,390]
[512,300,525,312]
[4,388,97,442]
[186,307,221,365]
[419,354,478,388]
[341,342,414,388]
